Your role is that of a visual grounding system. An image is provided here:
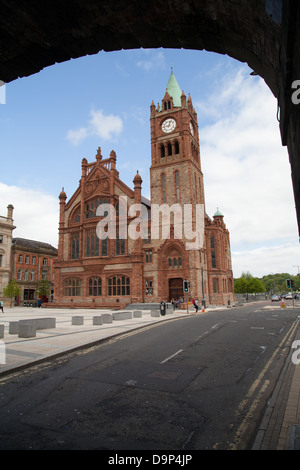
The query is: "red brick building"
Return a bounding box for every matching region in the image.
[53,70,234,308]
[11,238,58,305]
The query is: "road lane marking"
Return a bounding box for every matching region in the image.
[230,319,299,449]
[160,349,183,364]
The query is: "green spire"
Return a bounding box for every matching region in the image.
[214,207,224,217]
[165,67,182,107]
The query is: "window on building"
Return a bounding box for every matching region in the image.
[0,254,2,267]
[175,140,180,154]
[32,256,36,265]
[64,278,82,296]
[211,251,216,268]
[210,236,216,268]
[88,277,102,296]
[167,142,172,156]
[213,279,219,294]
[145,279,153,295]
[0,235,3,243]
[162,173,166,203]
[161,144,165,158]
[17,269,22,280]
[145,250,152,263]
[31,271,36,281]
[25,255,30,264]
[74,209,81,223]
[144,226,151,244]
[24,269,29,281]
[43,258,47,266]
[168,257,182,268]
[86,197,110,219]
[108,276,130,296]
[102,237,108,256]
[71,234,80,259]
[116,233,125,255]
[18,254,23,263]
[175,171,180,203]
[86,230,99,257]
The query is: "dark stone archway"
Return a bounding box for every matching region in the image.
[0,0,299,233]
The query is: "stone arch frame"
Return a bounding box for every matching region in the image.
[158,238,188,271]
[0,2,299,232]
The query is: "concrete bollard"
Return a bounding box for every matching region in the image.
[72,316,84,325]
[0,324,4,338]
[93,316,103,325]
[9,321,19,334]
[18,323,36,338]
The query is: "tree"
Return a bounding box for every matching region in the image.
[36,280,51,299]
[234,277,249,294]
[3,279,20,307]
[248,277,265,296]
[234,272,265,297]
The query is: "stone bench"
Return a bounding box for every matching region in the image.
[18,322,36,338]
[113,311,133,321]
[19,318,56,330]
[93,316,103,325]
[0,324,4,338]
[151,311,160,317]
[72,316,84,325]
[133,310,142,318]
[9,318,56,335]
[101,314,113,323]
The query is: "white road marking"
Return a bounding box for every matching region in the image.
[160,349,183,364]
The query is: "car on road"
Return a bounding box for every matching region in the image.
[271,295,280,301]
[285,293,293,299]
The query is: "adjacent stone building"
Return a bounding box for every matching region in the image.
[53,70,234,308]
[10,238,58,305]
[0,204,15,297]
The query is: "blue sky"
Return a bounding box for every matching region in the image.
[0,47,299,278]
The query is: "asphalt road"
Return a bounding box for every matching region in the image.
[0,301,299,451]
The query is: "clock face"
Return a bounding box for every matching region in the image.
[190,122,194,136]
[162,118,176,133]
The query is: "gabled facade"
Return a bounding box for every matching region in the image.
[53,71,234,308]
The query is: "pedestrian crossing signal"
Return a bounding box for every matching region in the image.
[183,280,189,292]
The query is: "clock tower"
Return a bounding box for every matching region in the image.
[148,68,207,301]
[150,68,205,208]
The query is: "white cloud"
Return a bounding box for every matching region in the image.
[197,66,300,277]
[232,243,300,278]
[136,50,166,71]
[0,183,59,248]
[67,108,123,146]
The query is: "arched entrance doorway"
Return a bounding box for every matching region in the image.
[169,278,183,301]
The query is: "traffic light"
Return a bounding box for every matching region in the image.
[287,279,291,289]
[291,279,295,289]
[183,280,189,292]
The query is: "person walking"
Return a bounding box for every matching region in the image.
[194,298,199,313]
